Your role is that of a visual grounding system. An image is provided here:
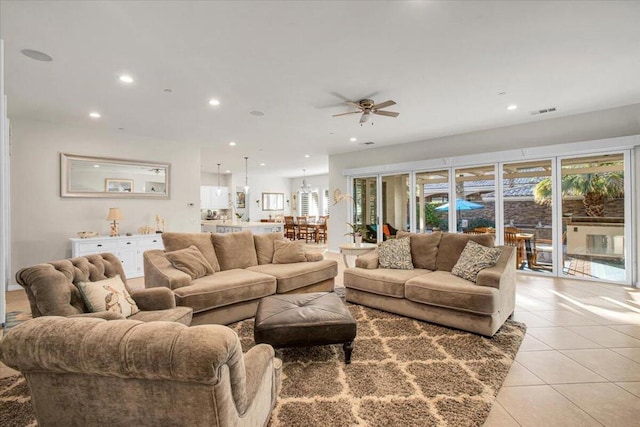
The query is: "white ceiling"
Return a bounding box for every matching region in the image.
[1,1,639,178]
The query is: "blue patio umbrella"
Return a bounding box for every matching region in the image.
[435,199,484,211]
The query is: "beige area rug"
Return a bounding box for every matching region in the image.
[229,304,526,427]
[0,305,525,427]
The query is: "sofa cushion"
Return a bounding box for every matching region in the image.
[128,306,193,326]
[77,275,140,317]
[378,237,413,270]
[344,267,431,298]
[435,233,495,272]
[211,230,259,270]
[254,232,286,265]
[162,232,221,272]
[396,231,442,270]
[165,245,214,280]
[172,269,276,313]
[272,240,307,264]
[451,241,502,283]
[405,271,500,315]
[247,260,338,293]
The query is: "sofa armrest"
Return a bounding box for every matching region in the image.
[305,252,324,262]
[243,344,281,413]
[355,249,379,269]
[476,246,516,290]
[143,250,192,290]
[130,287,177,310]
[68,311,125,320]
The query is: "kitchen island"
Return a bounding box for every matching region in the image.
[201,220,283,234]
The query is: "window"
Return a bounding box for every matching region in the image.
[299,190,319,218]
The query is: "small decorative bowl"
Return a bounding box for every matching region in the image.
[77,231,97,239]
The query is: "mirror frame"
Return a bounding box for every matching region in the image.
[261,192,284,211]
[61,153,171,199]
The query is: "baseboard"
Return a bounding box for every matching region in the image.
[7,284,21,292]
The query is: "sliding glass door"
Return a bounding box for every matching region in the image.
[453,165,496,233]
[415,170,449,233]
[353,176,378,243]
[559,153,627,282]
[381,174,410,239]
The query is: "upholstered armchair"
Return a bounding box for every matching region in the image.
[16,253,192,325]
[0,316,282,426]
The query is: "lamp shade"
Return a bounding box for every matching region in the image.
[106,208,123,221]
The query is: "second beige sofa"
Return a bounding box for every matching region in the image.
[144,231,337,325]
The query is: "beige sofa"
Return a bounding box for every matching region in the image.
[344,232,516,336]
[144,231,338,325]
[0,316,281,427]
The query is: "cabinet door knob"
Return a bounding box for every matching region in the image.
[152,240,157,243]
[126,242,132,245]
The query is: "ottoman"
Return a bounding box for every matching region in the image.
[254,292,357,364]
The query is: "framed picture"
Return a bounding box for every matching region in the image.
[105,178,133,193]
[237,191,246,208]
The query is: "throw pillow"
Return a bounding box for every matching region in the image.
[165,245,214,279]
[273,240,307,264]
[378,237,413,270]
[77,275,140,317]
[451,240,502,283]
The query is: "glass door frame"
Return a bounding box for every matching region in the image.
[554,150,633,285]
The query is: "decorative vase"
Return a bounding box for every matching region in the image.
[354,235,362,245]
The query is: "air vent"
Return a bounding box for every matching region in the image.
[530,107,557,116]
[361,141,375,146]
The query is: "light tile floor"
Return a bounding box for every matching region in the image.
[3,251,640,426]
[486,273,640,427]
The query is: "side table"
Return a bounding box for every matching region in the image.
[339,242,377,268]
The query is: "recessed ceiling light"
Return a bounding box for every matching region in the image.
[209,99,220,106]
[304,154,310,158]
[119,74,134,84]
[229,141,236,146]
[93,164,100,168]
[89,112,101,118]
[506,105,518,111]
[225,169,231,173]
[350,137,357,142]
[21,49,53,61]
[260,163,266,166]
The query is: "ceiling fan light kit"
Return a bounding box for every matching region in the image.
[333,98,399,125]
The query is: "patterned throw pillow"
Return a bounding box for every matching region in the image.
[378,237,413,270]
[451,240,502,283]
[77,274,140,317]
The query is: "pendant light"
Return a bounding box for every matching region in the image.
[216,163,222,196]
[243,156,250,194]
[300,169,311,194]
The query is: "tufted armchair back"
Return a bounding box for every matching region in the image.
[16,253,129,317]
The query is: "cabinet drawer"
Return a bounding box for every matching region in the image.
[138,237,164,250]
[75,241,119,255]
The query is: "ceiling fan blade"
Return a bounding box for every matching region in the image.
[372,110,399,117]
[345,101,362,109]
[372,100,396,110]
[333,111,362,117]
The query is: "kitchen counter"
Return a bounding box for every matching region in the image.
[201,220,283,234]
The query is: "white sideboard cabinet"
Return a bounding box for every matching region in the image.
[70,234,164,279]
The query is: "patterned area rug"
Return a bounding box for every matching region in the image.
[0,305,525,427]
[229,304,526,427]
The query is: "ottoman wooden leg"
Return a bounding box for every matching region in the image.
[343,341,354,364]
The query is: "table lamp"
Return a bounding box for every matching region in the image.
[106,208,123,237]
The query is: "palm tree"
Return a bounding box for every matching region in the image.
[534,170,624,217]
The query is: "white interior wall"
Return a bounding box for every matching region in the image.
[328,103,640,269]
[233,173,292,221]
[9,118,201,287]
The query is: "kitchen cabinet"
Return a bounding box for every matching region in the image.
[70,234,164,278]
[200,186,229,209]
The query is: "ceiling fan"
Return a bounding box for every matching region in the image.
[332,98,399,125]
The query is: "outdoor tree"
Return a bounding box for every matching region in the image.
[533,169,624,217]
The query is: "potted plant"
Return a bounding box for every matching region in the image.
[345,223,363,245]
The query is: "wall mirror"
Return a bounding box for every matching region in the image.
[261,192,284,211]
[61,153,170,198]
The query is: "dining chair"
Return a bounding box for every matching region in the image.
[504,231,524,269]
[284,216,296,240]
[296,216,313,242]
[316,216,328,243]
